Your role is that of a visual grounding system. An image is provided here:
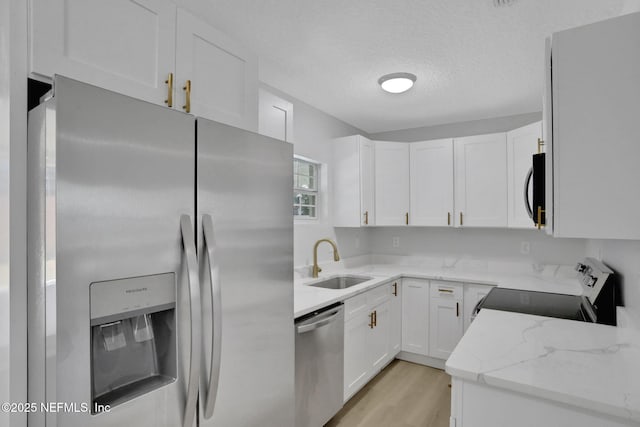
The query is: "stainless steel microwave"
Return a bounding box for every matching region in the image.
[525,152,546,228]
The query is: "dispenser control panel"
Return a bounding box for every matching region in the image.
[90,273,175,325]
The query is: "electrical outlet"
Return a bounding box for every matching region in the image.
[392,237,400,248]
[520,241,530,255]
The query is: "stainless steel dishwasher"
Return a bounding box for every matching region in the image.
[295,303,344,427]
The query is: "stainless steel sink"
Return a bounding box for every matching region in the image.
[308,275,373,290]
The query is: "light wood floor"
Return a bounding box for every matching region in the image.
[326,360,451,427]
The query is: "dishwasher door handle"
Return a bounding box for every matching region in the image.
[296,310,341,334]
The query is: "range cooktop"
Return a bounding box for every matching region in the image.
[477,288,594,322]
[473,258,616,325]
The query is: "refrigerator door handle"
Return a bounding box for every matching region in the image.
[180,215,201,427]
[202,213,222,419]
[524,166,534,219]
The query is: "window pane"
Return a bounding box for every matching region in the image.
[300,206,316,217]
[306,162,316,176]
[297,175,310,189]
[293,157,319,218]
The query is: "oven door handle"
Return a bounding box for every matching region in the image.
[470,297,486,323]
[524,166,534,219]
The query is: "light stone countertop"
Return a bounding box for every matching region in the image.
[294,262,584,318]
[295,260,639,422]
[445,309,640,423]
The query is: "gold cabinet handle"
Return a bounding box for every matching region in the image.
[456,302,460,317]
[459,212,463,226]
[369,311,375,329]
[164,73,173,107]
[373,310,377,327]
[405,212,409,225]
[537,138,545,154]
[537,206,546,230]
[447,212,451,226]
[364,211,368,225]
[183,80,191,113]
[438,288,453,293]
[392,282,397,296]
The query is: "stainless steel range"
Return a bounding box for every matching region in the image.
[473,258,616,325]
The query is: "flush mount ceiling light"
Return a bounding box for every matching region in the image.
[493,0,518,6]
[378,73,417,94]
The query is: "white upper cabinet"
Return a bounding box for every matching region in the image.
[375,142,410,226]
[454,133,508,227]
[176,9,258,131]
[360,140,375,226]
[30,0,177,105]
[30,2,259,130]
[547,12,640,239]
[333,135,375,227]
[258,89,293,142]
[506,121,542,229]
[410,139,454,227]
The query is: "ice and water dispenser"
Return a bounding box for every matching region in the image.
[90,273,177,412]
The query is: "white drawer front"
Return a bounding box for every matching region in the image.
[430,281,463,300]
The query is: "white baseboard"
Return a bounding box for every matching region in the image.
[396,351,446,370]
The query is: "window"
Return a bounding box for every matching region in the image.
[293,157,319,219]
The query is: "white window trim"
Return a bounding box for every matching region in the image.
[294,155,320,221]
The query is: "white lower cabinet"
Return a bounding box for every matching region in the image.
[344,306,371,400]
[389,280,402,356]
[450,378,635,427]
[401,278,430,356]
[429,282,463,360]
[343,279,491,402]
[343,283,394,402]
[370,299,390,371]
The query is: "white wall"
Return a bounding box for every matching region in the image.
[369,227,586,266]
[587,239,640,323]
[260,83,371,269]
[369,112,541,142]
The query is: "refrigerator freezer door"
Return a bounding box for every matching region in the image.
[197,119,294,427]
[28,76,196,427]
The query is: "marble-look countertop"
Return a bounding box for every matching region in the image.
[294,263,584,318]
[446,309,640,423]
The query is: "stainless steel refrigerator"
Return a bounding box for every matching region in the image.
[27,76,294,427]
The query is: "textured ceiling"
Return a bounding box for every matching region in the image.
[176,0,640,133]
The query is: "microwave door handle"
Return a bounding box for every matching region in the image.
[180,215,201,427]
[524,166,534,219]
[202,214,222,420]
